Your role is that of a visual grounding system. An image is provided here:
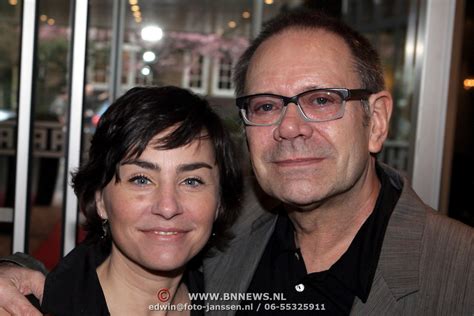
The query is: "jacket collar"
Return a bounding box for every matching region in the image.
[350,164,426,314]
[203,177,278,307]
[205,211,277,290]
[375,164,425,299]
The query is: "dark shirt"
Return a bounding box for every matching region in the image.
[41,241,204,316]
[238,164,401,315]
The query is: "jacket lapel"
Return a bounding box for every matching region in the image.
[203,178,279,315]
[351,165,426,314]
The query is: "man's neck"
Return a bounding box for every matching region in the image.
[96,247,190,316]
[288,159,381,273]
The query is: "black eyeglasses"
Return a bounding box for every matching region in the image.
[236,88,372,126]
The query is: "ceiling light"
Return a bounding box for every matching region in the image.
[143,51,156,63]
[141,25,163,42]
[141,66,151,76]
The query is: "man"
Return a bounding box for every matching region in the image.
[1,10,473,316]
[205,10,472,315]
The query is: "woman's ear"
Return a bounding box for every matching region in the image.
[367,90,393,154]
[95,190,108,220]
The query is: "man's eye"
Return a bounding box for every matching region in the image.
[257,103,274,112]
[314,97,329,105]
[306,93,339,107]
[309,96,334,106]
[251,102,279,114]
[129,175,151,186]
[183,177,204,187]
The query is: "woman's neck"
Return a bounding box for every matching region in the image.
[96,246,190,316]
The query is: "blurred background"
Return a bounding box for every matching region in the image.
[0,0,472,270]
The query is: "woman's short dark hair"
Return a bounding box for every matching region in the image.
[233,10,385,96]
[72,86,242,253]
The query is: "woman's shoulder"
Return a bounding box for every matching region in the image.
[41,241,110,315]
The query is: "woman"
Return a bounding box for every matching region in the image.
[40,86,242,315]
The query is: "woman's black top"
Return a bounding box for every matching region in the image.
[41,241,204,315]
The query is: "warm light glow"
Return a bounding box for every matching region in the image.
[242,11,251,19]
[131,5,140,12]
[143,51,156,63]
[141,66,151,76]
[129,0,138,5]
[228,21,237,28]
[133,11,141,18]
[135,17,142,23]
[141,25,163,41]
[40,14,48,22]
[9,0,18,5]
[464,78,474,89]
[47,18,55,26]
[264,0,274,4]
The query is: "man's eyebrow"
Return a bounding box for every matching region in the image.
[121,159,160,171]
[177,162,213,172]
[303,85,324,91]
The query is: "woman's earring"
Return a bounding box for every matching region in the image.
[215,204,222,221]
[101,219,108,239]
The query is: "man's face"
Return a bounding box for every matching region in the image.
[244,29,379,210]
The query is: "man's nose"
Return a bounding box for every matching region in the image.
[151,186,183,219]
[273,103,313,141]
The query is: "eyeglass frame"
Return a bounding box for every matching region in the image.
[235,88,372,126]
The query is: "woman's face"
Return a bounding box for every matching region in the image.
[96,132,219,273]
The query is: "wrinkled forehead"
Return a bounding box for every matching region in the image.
[245,28,359,95]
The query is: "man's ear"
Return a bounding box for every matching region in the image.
[368,90,393,154]
[95,190,108,220]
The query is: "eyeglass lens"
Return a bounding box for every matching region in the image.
[244,90,344,124]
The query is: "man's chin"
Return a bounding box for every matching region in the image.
[279,193,328,212]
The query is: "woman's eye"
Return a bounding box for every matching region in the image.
[183,177,204,187]
[129,175,151,186]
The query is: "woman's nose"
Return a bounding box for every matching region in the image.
[151,186,183,219]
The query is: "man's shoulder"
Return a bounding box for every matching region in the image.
[392,178,473,314]
[408,209,473,314]
[424,207,473,239]
[420,207,473,264]
[360,170,473,314]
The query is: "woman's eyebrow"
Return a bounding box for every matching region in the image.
[177,162,213,172]
[121,159,160,171]
[121,160,213,172]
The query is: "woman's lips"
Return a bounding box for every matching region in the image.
[151,231,179,236]
[139,228,190,239]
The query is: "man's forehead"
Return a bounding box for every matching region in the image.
[255,27,349,56]
[244,28,358,95]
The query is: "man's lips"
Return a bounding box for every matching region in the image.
[272,157,325,167]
